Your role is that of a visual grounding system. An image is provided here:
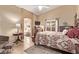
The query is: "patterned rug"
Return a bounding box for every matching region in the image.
[24,46,62,54]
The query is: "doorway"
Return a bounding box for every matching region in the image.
[24,18,34,50]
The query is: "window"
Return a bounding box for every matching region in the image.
[44,19,58,32]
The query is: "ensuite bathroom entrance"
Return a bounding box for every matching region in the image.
[24,18,34,51]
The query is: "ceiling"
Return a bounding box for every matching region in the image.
[17,5,61,15]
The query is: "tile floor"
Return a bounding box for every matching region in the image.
[11,36,34,54]
[11,42,24,54]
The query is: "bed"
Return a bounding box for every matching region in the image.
[35,31,79,53]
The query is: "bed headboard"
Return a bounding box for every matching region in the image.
[59,26,73,32]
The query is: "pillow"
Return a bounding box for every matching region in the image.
[73,28,79,39]
[66,29,75,38]
[67,28,79,38]
[62,29,68,35]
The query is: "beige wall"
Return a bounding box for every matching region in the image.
[0,5,21,36]
[0,5,78,36]
[0,5,36,36]
[38,5,77,26]
[77,6,79,18]
[21,7,37,36]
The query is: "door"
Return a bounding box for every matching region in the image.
[24,18,32,37]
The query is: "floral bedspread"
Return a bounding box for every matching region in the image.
[35,31,79,53]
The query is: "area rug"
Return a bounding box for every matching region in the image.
[24,46,62,54]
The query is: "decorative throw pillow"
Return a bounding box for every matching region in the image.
[62,29,68,35]
[66,29,75,38]
[74,28,79,39]
[67,28,79,39]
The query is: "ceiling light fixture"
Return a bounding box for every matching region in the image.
[38,6,49,11]
[38,6,43,11]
